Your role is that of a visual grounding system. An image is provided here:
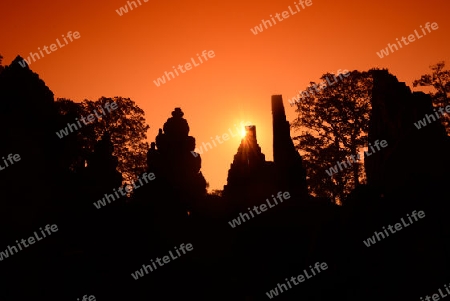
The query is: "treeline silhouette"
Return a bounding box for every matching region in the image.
[0,55,449,301]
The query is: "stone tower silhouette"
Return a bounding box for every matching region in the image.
[223,124,277,203]
[223,95,308,201]
[145,108,207,210]
[271,95,308,198]
[367,70,450,194]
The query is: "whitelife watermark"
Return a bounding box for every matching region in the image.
[153,50,216,87]
[93,172,156,209]
[115,0,149,16]
[363,210,425,247]
[250,0,313,35]
[414,105,450,129]
[18,31,81,68]
[287,69,350,107]
[376,22,439,58]
[265,262,328,299]
[131,243,193,280]
[420,282,450,301]
[55,102,118,139]
[0,153,21,172]
[325,140,388,177]
[228,191,291,228]
[0,224,59,262]
[190,121,252,157]
[77,295,96,301]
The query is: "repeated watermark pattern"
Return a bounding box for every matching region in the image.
[18,31,81,67]
[56,102,118,139]
[93,172,156,209]
[287,69,350,107]
[0,224,59,261]
[1,1,447,300]
[116,0,149,16]
[420,283,450,301]
[414,105,450,129]
[376,22,439,58]
[153,50,215,87]
[131,243,193,280]
[265,262,328,299]
[363,210,425,247]
[77,295,96,301]
[190,121,251,157]
[228,191,290,228]
[0,153,21,172]
[325,140,388,176]
[250,0,313,35]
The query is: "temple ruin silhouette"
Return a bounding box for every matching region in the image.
[1,55,450,301]
[367,69,450,196]
[223,95,308,203]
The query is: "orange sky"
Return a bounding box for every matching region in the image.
[1,0,449,191]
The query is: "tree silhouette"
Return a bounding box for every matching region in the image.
[55,96,150,182]
[83,96,150,182]
[84,131,123,199]
[291,70,372,203]
[413,61,450,134]
[55,98,96,172]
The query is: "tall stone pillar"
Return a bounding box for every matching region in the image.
[271,95,308,198]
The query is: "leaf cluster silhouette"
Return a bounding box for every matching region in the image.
[291,70,373,203]
[413,61,450,134]
[55,96,150,182]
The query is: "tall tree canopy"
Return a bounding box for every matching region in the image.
[291,70,373,203]
[55,96,150,182]
[413,61,450,134]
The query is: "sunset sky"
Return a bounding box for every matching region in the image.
[1,0,449,190]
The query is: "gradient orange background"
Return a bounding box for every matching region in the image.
[1,0,449,191]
